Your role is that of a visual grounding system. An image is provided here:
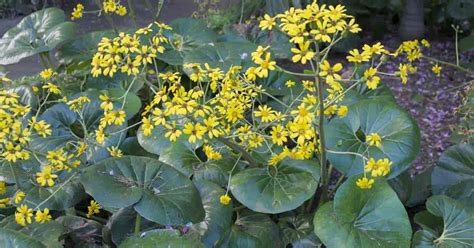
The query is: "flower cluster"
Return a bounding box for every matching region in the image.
[91,22,171,77]
[15,205,52,226]
[71,1,127,20]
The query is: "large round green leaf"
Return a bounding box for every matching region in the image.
[183,41,256,70]
[325,99,420,178]
[80,156,205,225]
[412,195,474,247]
[192,180,233,247]
[314,175,412,248]
[56,30,115,64]
[230,159,319,214]
[220,211,282,248]
[0,7,76,65]
[22,172,85,210]
[157,18,217,65]
[0,228,45,248]
[29,88,139,161]
[119,229,205,248]
[432,143,474,205]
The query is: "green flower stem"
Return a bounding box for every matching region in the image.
[155,0,164,20]
[34,172,78,211]
[422,56,473,75]
[275,65,316,77]
[9,162,20,190]
[94,0,118,34]
[217,137,259,167]
[39,53,50,69]
[134,213,142,235]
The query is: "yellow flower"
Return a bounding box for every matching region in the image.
[0,198,10,208]
[164,122,182,142]
[40,69,55,80]
[14,191,25,204]
[288,121,314,145]
[421,39,430,47]
[71,4,84,20]
[42,82,61,95]
[356,177,374,189]
[203,145,222,160]
[87,200,101,218]
[107,146,123,158]
[362,42,387,56]
[285,80,295,87]
[183,122,206,144]
[203,117,222,139]
[2,142,24,162]
[346,49,370,63]
[337,105,348,117]
[35,208,52,224]
[0,181,5,195]
[15,204,33,226]
[0,75,11,84]
[366,132,382,147]
[219,194,231,205]
[254,52,276,78]
[259,14,276,30]
[106,110,126,125]
[99,94,114,111]
[255,105,276,123]
[399,63,409,84]
[319,60,343,82]
[141,117,154,136]
[36,166,58,187]
[291,41,315,64]
[364,67,380,90]
[270,125,288,145]
[432,64,442,77]
[115,5,127,16]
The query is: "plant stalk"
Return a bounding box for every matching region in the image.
[134,213,142,235]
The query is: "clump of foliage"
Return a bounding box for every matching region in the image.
[0,1,472,247]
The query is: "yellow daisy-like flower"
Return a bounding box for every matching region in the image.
[87,200,101,218]
[366,132,382,147]
[35,208,52,224]
[432,64,442,77]
[15,204,33,226]
[107,146,123,158]
[40,69,55,80]
[291,42,315,64]
[71,4,84,20]
[219,194,231,205]
[259,14,276,31]
[356,177,374,189]
[36,166,58,187]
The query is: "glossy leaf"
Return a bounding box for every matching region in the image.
[0,8,75,65]
[56,30,115,64]
[325,99,420,178]
[80,156,205,225]
[314,175,412,248]
[412,195,474,247]
[192,180,233,247]
[0,228,45,248]
[230,159,319,214]
[119,229,205,248]
[220,211,282,248]
[183,41,256,70]
[432,143,474,205]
